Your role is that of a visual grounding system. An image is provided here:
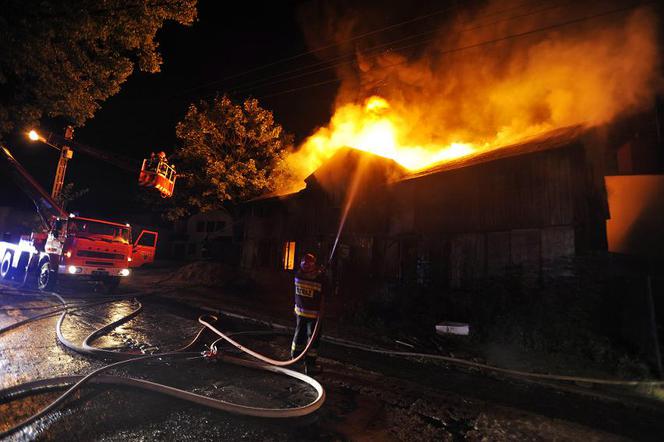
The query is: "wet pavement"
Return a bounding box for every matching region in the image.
[2,279,664,441]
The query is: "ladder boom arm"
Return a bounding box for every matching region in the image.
[0,145,67,230]
[45,133,136,173]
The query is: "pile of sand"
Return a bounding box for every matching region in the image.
[170,261,239,287]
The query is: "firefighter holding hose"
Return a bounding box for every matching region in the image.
[291,252,326,375]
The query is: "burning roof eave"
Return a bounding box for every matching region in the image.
[245,188,302,205]
[248,125,590,204]
[303,147,408,188]
[398,124,589,182]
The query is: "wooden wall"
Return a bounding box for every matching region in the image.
[240,141,610,290]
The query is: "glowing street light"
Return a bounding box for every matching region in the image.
[26,129,58,150]
[28,129,41,141]
[26,128,71,199]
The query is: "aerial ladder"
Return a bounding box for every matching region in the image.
[0,145,67,231]
[28,126,177,199]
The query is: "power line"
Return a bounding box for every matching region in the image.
[226,0,573,98]
[149,1,555,104]
[177,1,475,95]
[185,0,549,97]
[249,1,650,101]
[227,0,544,93]
[259,77,342,100]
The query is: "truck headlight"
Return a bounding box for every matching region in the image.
[119,268,130,277]
[68,266,81,274]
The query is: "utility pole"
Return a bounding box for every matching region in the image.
[51,126,74,200]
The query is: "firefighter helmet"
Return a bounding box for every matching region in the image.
[300,253,317,272]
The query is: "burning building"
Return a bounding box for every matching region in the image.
[239,113,663,294]
[235,1,663,361]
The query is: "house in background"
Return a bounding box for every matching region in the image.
[171,209,233,260]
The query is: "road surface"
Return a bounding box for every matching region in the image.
[1,279,663,441]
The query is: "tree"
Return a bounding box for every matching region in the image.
[0,0,197,138]
[165,95,294,220]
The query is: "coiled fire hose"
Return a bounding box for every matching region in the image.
[0,293,326,438]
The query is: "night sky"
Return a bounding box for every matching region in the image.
[1,0,346,222]
[4,0,652,225]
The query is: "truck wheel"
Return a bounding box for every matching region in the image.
[37,259,56,291]
[103,276,121,294]
[0,251,13,280]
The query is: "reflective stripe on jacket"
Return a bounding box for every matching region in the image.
[294,270,324,317]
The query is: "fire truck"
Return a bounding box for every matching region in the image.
[0,145,158,292]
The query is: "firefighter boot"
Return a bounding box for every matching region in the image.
[304,356,321,376]
[291,348,306,372]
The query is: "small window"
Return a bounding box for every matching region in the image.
[215,221,226,232]
[206,221,215,232]
[282,241,296,270]
[196,221,204,232]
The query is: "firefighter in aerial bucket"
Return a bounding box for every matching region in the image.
[291,252,326,375]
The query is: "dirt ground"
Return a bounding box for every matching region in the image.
[1,266,664,441]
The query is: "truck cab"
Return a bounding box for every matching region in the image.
[48,215,157,291]
[56,216,132,274]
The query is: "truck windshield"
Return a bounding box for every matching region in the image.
[68,219,130,244]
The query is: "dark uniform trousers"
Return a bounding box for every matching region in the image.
[291,315,321,367]
[291,271,324,367]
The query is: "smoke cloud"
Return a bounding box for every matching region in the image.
[280,0,662,191]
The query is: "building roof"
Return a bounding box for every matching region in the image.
[399,125,587,182]
[248,125,589,203]
[305,147,407,188]
[246,187,302,203]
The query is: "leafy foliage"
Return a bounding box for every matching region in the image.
[164,95,294,220]
[0,0,197,137]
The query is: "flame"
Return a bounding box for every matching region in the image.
[286,96,479,181]
[279,2,661,192]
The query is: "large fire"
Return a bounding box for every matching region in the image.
[301,96,475,171]
[279,2,661,192]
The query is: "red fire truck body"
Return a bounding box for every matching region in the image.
[55,216,158,275]
[0,217,157,291]
[0,145,157,291]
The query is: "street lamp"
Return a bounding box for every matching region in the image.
[25,128,74,199]
[27,129,54,146]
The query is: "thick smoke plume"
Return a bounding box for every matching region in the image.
[280,0,661,191]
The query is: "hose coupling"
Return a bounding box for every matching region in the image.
[201,347,219,361]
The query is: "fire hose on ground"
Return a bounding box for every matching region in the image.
[0,290,326,439]
[198,306,664,388]
[1,170,347,437]
[4,173,661,439]
[2,284,663,439]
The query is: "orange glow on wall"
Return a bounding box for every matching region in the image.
[605,175,664,257]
